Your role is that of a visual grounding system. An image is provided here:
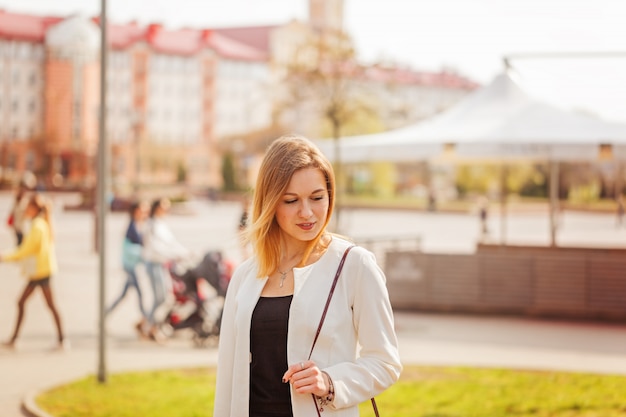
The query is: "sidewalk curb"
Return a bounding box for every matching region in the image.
[22,390,54,417]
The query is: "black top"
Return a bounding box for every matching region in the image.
[249,295,293,417]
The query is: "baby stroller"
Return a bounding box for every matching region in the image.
[160,251,232,347]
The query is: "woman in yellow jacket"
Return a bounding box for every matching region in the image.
[1,193,67,350]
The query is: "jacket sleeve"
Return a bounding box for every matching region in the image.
[213,260,249,417]
[326,248,402,409]
[3,220,43,262]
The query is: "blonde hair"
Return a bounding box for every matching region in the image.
[28,193,54,241]
[246,134,335,277]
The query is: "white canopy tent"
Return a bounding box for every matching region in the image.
[316,71,626,162]
[316,71,626,246]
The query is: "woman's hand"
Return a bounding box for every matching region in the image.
[282,360,330,397]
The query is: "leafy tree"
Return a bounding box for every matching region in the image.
[221,152,237,192]
[176,161,187,183]
[455,162,543,199]
[278,30,363,137]
[276,28,375,230]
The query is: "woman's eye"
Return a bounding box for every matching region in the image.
[284,199,297,204]
[312,195,325,201]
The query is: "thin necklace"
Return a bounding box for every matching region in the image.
[277,267,292,288]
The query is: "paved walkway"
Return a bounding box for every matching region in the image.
[4,312,626,417]
[1,192,626,416]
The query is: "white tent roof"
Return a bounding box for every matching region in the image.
[316,72,626,162]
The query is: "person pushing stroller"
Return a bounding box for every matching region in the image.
[142,198,190,342]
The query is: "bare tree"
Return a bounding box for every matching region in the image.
[276,28,372,231]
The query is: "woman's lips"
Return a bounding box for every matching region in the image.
[297,222,315,231]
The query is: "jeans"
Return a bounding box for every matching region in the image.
[106,264,148,318]
[146,261,169,325]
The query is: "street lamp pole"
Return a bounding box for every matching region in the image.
[97,0,109,384]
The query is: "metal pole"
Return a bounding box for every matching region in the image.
[549,160,559,247]
[500,164,507,246]
[97,0,108,384]
[505,51,626,61]
[616,162,623,199]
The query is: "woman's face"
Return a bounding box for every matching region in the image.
[134,204,148,221]
[275,167,329,244]
[154,200,169,217]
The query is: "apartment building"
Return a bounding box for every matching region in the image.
[0,0,477,192]
[0,10,272,191]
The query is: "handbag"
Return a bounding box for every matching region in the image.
[308,245,380,417]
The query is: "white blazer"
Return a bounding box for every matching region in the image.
[214,237,402,417]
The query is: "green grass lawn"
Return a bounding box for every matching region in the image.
[36,366,626,417]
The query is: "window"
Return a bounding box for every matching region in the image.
[15,42,26,59]
[33,45,45,61]
[26,151,35,170]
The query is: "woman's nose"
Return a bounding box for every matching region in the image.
[299,201,313,217]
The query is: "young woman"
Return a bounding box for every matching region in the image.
[106,200,150,337]
[1,193,68,350]
[214,135,402,416]
[142,197,189,341]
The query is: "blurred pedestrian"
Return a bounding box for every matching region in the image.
[478,195,489,237]
[0,194,68,351]
[142,197,189,342]
[6,174,36,245]
[616,194,624,228]
[106,200,150,338]
[238,196,251,260]
[214,135,401,416]
[427,188,437,212]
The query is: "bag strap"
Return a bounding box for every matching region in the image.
[309,245,380,417]
[307,245,354,360]
[371,397,380,417]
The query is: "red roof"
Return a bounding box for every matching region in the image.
[140,24,268,60]
[146,25,204,56]
[106,20,146,50]
[213,25,277,55]
[103,19,268,60]
[0,10,477,88]
[0,10,268,61]
[364,65,479,90]
[205,30,268,61]
[0,10,62,42]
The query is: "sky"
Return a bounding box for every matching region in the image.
[2,0,625,122]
